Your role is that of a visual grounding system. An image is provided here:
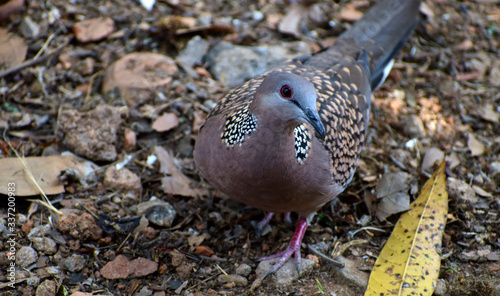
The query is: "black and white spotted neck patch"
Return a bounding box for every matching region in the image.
[221,109,257,147]
[294,124,311,164]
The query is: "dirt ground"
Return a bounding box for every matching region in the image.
[0,0,499,295]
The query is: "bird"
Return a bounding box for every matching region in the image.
[194,0,420,277]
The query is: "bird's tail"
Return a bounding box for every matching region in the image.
[335,0,420,89]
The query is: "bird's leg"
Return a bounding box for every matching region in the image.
[255,212,274,237]
[260,216,308,278]
[284,212,292,225]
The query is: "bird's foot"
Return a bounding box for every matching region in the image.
[259,217,308,279]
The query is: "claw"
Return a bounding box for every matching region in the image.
[260,217,308,278]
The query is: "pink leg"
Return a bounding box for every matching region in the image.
[260,216,308,278]
[255,212,274,237]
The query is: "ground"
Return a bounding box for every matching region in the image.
[0,0,499,295]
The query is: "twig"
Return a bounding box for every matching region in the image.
[0,37,70,79]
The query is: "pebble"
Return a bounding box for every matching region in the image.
[65,254,86,272]
[235,263,252,277]
[103,165,142,192]
[403,114,426,138]
[136,199,177,227]
[218,274,248,287]
[256,258,314,286]
[31,237,57,255]
[16,246,38,268]
[206,41,311,87]
[35,279,56,296]
[433,279,447,295]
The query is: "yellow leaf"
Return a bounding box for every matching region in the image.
[365,161,448,296]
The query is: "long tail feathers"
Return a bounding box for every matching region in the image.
[337,0,420,89]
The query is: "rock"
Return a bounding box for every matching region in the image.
[31,237,57,254]
[447,177,478,203]
[100,255,158,279]
[65,254,86,272]
[35,279,56,296]
[59,104,126,162]
[206,41,311,87]
[136,199,177,227]
[256,258,314,286]
[402,114,426,138]
[218,274,248,287]
[20,16,40,39]
[104,165,142,192]
[16,246,38,268]
[330,256,369,288]
[27,224,52,239]
[235,263,252,277]
[177,35,209,78]
[434,278,447,295]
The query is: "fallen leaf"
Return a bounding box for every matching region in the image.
[278,3,310,37]
[152,112,180,132]
[73,17,114,43]
[339,4,363,22]
[421,147,444,171]
[0,152,98,196]
[472,185,492,198]
[188,233,210,251]
[100,255,158,279]
[468,133,485,156]
[374,172,411,221]
[0,28,27,69]
[365,161,448,295]
[154,146,207,197]
[477,103,499,123]
[102,52,177,104]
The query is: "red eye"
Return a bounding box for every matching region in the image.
[280,84,293,99]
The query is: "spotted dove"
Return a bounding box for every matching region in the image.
[194,0,420,276]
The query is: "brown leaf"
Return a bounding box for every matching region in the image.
[102,52,177,104]
[0,152,98,196]
[339,4,363,22]
[477,103,499,123]
[100,255,158,279]
[154,146,208,197]
[73,17,114,43]
[0,28,27,69]
[152,112,180,132]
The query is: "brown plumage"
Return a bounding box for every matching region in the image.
[194,0,420,277]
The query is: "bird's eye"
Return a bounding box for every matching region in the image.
[280,84,293,99]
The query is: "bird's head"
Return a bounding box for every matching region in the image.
[252,72,326,139]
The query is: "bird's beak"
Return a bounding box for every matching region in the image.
[303,107,326,140]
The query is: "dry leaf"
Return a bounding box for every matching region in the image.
[73,17,114,43]
[0,28,27,69]
[152,112,180,132]
[154,146,207,197]
[468,133,485,156]
[0,152,98,196]
[477,103,499,122]
[278,4,310,37]
[472,185,492,198]
[374,172,411,221]
[365,161,448,295]
[421,147,444,171]
[102,52,177,104]
[339,4,363,22]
